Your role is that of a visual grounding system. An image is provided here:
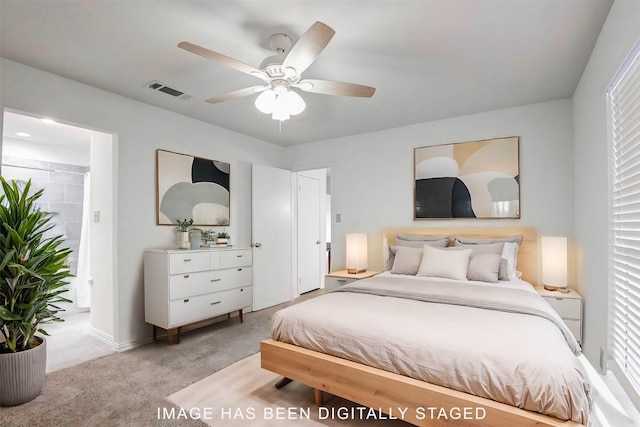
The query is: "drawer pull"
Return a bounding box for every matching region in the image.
[183,259,192,262]
[210,301,222,305]
[183,299,190,303]
[210,278,221,282]
[337,279,347,283]
[237,268,243,272]
[236,255,243,258]
[183,275,190,279]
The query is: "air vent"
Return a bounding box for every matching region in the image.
[145,81,191,100]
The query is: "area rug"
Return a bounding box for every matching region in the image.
[168,353,408,426]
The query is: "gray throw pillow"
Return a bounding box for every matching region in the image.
[467,253,502,283]
[390,246,424,275]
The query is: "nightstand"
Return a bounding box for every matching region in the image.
[535,286,582,344]
[324,270,379,292]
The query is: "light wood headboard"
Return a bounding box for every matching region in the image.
[382,227,538,285]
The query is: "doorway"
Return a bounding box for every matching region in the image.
[1,109,117,358]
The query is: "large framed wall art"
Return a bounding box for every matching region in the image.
[156,149,230,226]
[414,136,520,219]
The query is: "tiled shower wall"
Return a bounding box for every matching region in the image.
[2,156,88,276]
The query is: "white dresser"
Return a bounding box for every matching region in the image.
[144,247,253,344]
[535,286,583,344]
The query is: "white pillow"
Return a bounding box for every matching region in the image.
[418,245,472,280]
[501,242,519,280]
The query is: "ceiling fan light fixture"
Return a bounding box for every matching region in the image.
[255,89,276,114]
[284,89,305,116]
[255,87,306,121]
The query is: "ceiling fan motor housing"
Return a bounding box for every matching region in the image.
[268,33,292,54]
[258,32,301,84]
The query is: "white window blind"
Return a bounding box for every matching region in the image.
[609,39,640,396]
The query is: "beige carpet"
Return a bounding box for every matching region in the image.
[168,353,409,426]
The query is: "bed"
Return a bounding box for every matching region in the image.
[260,227,591,427]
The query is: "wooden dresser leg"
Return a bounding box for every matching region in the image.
[167,328,173,345]
[314,389,324,406]
[177,326,183,344]
[239,309,244,323]
[152,326,157,341]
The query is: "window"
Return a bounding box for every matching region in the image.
[609,39,640,396]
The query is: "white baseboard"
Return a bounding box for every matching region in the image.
[89,326,153,352]
[113,336,154,352]
[88,326,115,348]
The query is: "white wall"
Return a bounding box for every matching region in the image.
[89,131,116,341]
[288,99,575,273]
[0,58,286,348]
[572,0,640,369]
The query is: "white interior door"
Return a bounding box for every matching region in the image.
[298,175,321,294]
[251,164,293,311]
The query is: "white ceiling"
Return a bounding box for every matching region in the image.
[0,0,613,147]
[2,111,93,149]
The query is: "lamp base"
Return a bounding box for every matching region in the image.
[543,285,569,293]
[347,269,366,274]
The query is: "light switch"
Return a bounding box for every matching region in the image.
[336,213,341,223]
[94,211,100,222]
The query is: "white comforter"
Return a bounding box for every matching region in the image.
[271,274,592,424]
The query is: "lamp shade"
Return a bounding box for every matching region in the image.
[542,236,567,288]
[346,233,367,274]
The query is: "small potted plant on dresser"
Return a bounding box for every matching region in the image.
[216,232,230,245]
[175,218,193,249]
[0,178,72,406]
[199,229,215,247]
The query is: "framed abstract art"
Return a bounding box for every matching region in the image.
[414,136,520,219]
[156,149,230,226]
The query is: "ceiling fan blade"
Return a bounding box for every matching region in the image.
[282,21,335,75]
[178,41,268,82]
[205,86,268,104]
[295,79,376,98]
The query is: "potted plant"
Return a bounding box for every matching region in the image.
[200,229,215,246]
[175,218,193,249]
[0,178,72,406]
[216,232,230,245]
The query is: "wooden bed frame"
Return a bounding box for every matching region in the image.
[261,227,584,427]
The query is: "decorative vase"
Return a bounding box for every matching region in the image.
[178,231,190,249]
[189,232,202,250]
[0,336,47,407]
[216,238,228,245]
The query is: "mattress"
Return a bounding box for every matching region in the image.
[271,273,592,424]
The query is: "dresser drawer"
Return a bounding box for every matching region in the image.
[169,252,209,274]
[564,319,582,343]
[169,267,253,300]
[221,249,252,268]
[543,296,581,319]
[325,275,357,292]
[169,286,253,327]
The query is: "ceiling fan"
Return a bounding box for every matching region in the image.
[178,21,376,122]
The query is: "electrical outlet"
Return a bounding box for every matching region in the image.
[336,213,341,223]
[600,347,606,372]
[93,211,100,222]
